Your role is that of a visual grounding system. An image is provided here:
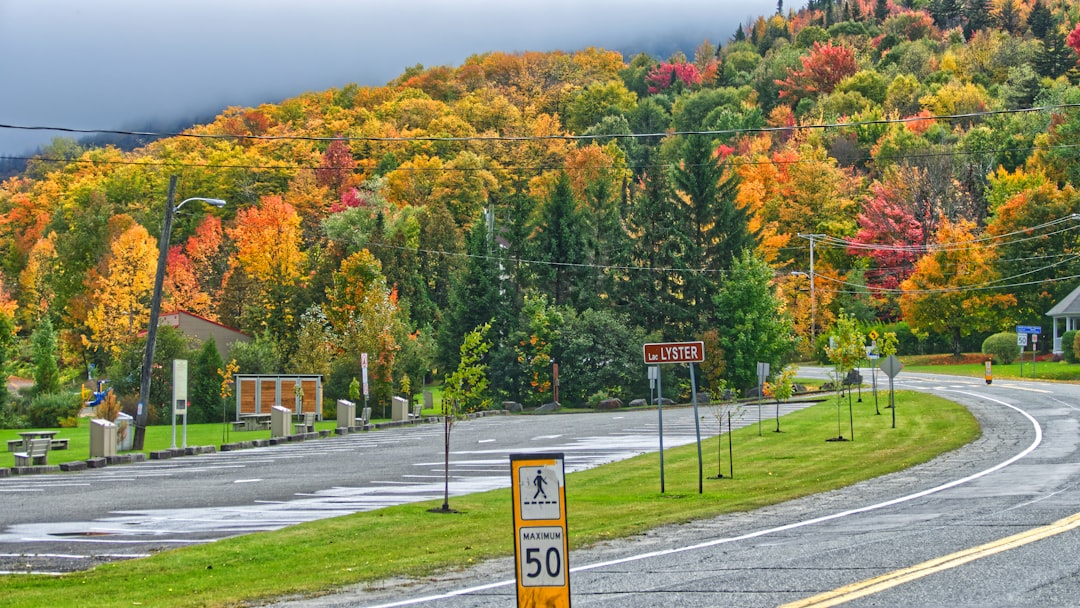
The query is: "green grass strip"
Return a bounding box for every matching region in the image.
[904,361,1080,382]
[0,392,978,607]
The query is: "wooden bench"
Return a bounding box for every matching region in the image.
[14,438,50,466]
[409,404,423,419]
[6,439,22,452]
[50,438,69,451]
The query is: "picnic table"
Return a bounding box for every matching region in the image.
[238,414,272,432]
[16,430,57,452]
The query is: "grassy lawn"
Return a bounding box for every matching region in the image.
[900,355,1080,382]
[0,391,978,607]
[0,410,443,469]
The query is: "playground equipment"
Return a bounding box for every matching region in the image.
[84,380,111,407]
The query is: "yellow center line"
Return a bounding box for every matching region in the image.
[780,511,1080,608]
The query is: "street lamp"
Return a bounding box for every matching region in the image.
[133,175,225,450]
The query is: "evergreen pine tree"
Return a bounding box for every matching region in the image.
[1028,0,1053,39]
[963,0,993,38]
[672,135,756,330]
[190,339,223,424]
[734,23,747,42]
[1036,30,1077,78]
[997,0,1022,34]
[620,156,693,338]
[874,0,889,22]
[531,173,591,308]
[436,214,506,373]
[31,316,59,396]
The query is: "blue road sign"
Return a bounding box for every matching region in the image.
[1016,325,1042,334]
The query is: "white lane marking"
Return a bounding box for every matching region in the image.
[234,479,262,484]
[361,390,1043,608]
[532,435,563,440]
[477,439,496,443]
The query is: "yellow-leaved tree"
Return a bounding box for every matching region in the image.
[85,222,157,357]
[899,218,1016,357]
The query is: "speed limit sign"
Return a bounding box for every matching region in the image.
[511,453,570,606]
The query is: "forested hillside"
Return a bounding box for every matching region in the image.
[2,0,1080,424]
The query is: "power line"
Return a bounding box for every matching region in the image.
[10,138,1080,177]
[1,103,1075,144]
[823,215,1080,253]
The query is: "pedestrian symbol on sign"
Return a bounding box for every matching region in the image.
[533,470,549,499]
[519,465,561,520]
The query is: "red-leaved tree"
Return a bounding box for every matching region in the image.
[776,41,858,103]
[1067,22,1080,55]
[850,181,924,291]
[646,62,703,93]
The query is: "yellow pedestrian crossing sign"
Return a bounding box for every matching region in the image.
[511,453,570,606]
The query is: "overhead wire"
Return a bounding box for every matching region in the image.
[4,103,1079,297]
[0,103,1075,145]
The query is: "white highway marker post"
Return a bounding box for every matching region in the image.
[643,341,706,494]
[511,453,570,607]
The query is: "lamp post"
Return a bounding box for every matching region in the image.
[133,175,225,450]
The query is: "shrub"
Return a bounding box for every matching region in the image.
[587,390,611,408]
[1063,330,1079,363]
[24,391,82,428]
[981,332,1018,365]
[96,391,121,422]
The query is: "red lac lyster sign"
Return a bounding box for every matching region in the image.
[643,341,706,365]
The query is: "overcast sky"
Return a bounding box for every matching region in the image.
[0,0,786,157]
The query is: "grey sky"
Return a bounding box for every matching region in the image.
[0,0,784,157]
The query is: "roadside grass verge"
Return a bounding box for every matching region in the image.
[902,359,1080,382]
[0,392,978,607]
[0,419,343,469]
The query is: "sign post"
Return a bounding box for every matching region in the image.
[756,362,770,437]
[511,453,570,608]
[1016,326,1041,379]
[643,342,706,494]
[361,352,370,418]
[171,359,188,449]
[881,354,902,429]
[1032,333,1038,378]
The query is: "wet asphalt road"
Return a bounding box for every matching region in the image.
[5,369,1080,608]
[268,371,1080,608]
[1,402,808,575]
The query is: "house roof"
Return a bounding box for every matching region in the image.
[160,310,250,337]
[1046,284,1080,317]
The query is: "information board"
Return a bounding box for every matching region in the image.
[643,341,705,364]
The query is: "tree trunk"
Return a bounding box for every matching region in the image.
[953,326,962,357]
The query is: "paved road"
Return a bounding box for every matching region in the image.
[0,401,812,575]
[272,370,1080,608]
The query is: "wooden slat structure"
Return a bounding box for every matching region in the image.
[235,374,324,420]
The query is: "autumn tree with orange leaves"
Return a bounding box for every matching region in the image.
[899,218,1016,357]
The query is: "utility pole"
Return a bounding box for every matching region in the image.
[798,233,827,347]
